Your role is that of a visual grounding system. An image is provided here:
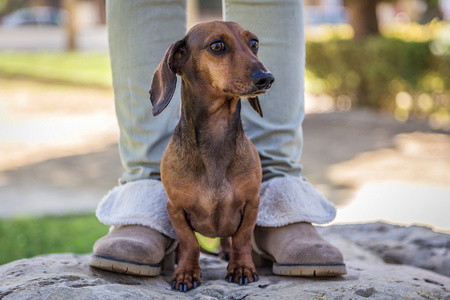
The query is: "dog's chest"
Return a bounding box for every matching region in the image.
[187,181,244,238]
[164,131,260,238]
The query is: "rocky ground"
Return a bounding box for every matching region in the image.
[1,222,449,299]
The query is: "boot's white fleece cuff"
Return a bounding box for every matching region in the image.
[257,176,336,227]
[95,179,177,239]
[96,176,335,238]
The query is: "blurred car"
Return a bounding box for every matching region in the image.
[1,6,65,27]
[305,5,350,25]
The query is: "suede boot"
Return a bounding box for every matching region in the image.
[90,225,177,276]
[252,222,346,276]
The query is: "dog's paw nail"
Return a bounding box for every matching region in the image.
[244,277,249,285]
[227,275,232,283]
[172,280,176,289]
[179,284,183,292]
[183,283,188,292]
[239,277,243,286]
[253,274,258,282]
[193,280,198,289]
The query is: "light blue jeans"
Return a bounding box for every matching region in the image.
[107,0,305,183]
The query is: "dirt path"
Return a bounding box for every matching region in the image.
[0,78,449,231]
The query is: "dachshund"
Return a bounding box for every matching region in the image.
[150,21,274,292]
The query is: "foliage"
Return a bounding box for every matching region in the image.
[0,0,28,19]
[0,214,109,265]
[380,19,450,42]
[305,32,450,128]
[305,23,354,42]
[0,51,112,87]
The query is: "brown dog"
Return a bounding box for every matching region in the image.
[150,21,274,292]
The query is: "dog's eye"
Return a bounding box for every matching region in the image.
[249,39,259,52]
[210,41,226,52]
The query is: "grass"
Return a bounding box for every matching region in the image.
[0,214,221,266]
[0,51,112,87]
[0,214,109,265]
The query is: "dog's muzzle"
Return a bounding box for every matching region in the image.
[251,70,275,91]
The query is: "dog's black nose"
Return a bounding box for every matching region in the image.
[251,70,275,90]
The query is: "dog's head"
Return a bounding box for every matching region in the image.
[150,21,274,117]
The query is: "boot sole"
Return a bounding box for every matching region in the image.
[252,250,347,277]
[273,262,347,276]
[89,254,161,276]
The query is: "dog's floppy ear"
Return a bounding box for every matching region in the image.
[247,97,263,118]
[150,39,187,116]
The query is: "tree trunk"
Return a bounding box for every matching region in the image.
[96,0,106,25]
[63,0,76,50]
[345,0,379,39]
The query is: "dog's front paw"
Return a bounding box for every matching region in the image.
[225,260,259,285]
[171,266,202,292]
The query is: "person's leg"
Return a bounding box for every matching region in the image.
[223,0,346,276]
[90,0,186,276]
[225,0,305,181]
[111,0,185,182]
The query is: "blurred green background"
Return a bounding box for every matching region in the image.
[305,20,450,127]
[0,0,449,265]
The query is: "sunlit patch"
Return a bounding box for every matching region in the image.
[332,181,450,233]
